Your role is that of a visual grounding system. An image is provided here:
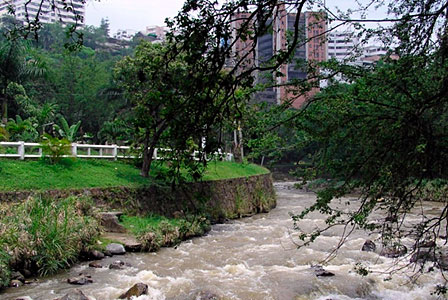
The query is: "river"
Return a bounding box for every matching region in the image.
[1,182,445,300]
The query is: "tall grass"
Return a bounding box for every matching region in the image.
[0,196,100,288]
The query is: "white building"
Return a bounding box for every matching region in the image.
[0,0,85,25]
[143,25,168,40]
[114,29,137,41]
[327,31,361,61]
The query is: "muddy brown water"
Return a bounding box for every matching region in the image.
[1,182,445,300]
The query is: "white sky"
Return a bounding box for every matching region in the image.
[85,0,186,34]
[85,0,389,35]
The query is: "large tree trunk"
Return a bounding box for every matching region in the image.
[1,96,7,124]
[140,130,154,177]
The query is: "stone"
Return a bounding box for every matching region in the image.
[106,243,126,255]
[88,250,105,260]
[118,283,148,299]
[88,262,103,268]
[9,280,24,287]
[313,265,335,277]
[21,269,32,278]
[194,290,221,300]
[438,255,448,270]
[414,240,436,249]
[67,274,93,285]
[103,233,143,252]
[380,244,407,258]
[361,240,376,252]
[57,289,90,300]
[410,249,436,263]
[15,297,33,300]
[103,250,113,257]
[100,213,127,233]
[11,271,25,282]
[109,260,131,270]
[124,241,142,252]
[173,210,184,219]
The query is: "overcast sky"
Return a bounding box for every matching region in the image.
[85,0,185,34]
[85,0,388,35]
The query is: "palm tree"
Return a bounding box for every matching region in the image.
[0,39,47,123]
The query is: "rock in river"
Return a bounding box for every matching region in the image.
[118,283,148,299]
[67,274,93,285]
[380,244,407,258]
[194,290,222,300]
[109,260,131,270]
[313,265,335,277]
[106,243,126,255]
[56,289,89,300]
[361,240,376,252]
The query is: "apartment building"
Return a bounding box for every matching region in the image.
[0,0,85,25]
[232,5,327,108]
[328,31,361,61]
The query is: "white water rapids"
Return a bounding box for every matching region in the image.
[1,182,446,300]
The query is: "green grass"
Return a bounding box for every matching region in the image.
[120,214,182,235]
[0,159,269,191]
[202,161,269,181]
[0,159,152,191]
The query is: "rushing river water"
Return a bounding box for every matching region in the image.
[2,182,446,300]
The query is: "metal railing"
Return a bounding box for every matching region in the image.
[0,141,234,161]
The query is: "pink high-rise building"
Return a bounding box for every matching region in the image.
[232,6,327,108]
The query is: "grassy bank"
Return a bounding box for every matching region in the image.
[0,159,269,191]
[120,214,211,251]
[0,196,100,288]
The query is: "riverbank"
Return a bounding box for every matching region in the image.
[0,159,269,192]
[2,182,445,300]
[0,163,276,291]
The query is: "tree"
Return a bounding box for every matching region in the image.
[0,40,46,123]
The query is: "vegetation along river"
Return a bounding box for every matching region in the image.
[2,182,445,300]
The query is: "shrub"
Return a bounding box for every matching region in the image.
[0,126,8,141]
[40,134,72,164]
[0,196,100,288]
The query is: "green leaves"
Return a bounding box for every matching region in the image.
[53,115,81,142]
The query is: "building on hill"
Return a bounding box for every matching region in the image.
[143,25,168,42]
[231,5,327,108]
[114,29,137,41]
[0,0,85,25]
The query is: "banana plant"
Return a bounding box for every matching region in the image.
[53,116,81,142]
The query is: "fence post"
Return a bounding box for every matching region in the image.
[113,145,118,161]
[72,143,77,157]
[18,141,25,160]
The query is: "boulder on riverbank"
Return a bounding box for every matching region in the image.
[100,212,127,233]
[106,243,126,255]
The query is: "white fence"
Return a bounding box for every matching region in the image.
[0,142,233,161]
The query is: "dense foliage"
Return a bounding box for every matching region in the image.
[0,21,132,144]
